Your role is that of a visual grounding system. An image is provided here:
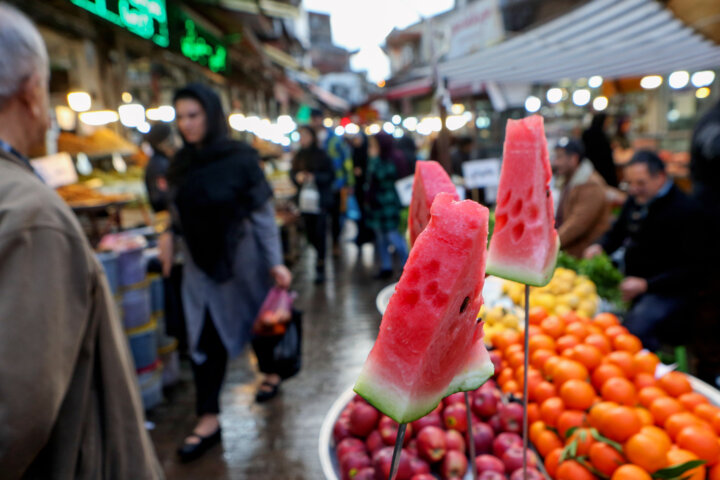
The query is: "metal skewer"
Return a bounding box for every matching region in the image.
[465,391,478,479]
[388,423,407,480]
[522,284,531,480]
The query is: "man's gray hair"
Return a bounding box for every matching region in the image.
[0,3,48,109]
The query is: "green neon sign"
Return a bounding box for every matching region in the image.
[180,18,228,73]
[70,0,170,47]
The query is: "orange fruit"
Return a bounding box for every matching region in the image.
[541,315,566,339]
[680,392,711,411]
[571,344,603,370]
[527,402,541,425]
[600,405,642,442]
[713,411,720,436]
[605,351,635,377]
[556,334,580,353]
[594,312,620,329]
[677,425,720,465]
[605,325,629,341]
[658,371,693,397]
[710,463,720,480]
[561,348,574,359]
[553,359,589,386]
[529,420,546,444]
[543,356,563,378]
[624,432,669,472]
[528,334,556,354]
[611,464,652,480]
[592,364,625,391]
[665,412,711,440]
[567,427,594,456]
[667,448,706,480]
[557,409,588,438]
[601,377,637,406]
[533,381,557,404]
[589,401,618,429]
[566,322,589,340]
[544,447,563,478]
[531,349,554,371]
[635,407,654,426]
[540,397,565,427]
[613,333,643,354]
[497,367,514,386]
[535,429,563,457]
[634,373,657,390]
[560,379,597,411]
[650,396,685,426]
[560,310,582,325]
[507,351,525,370]
[589,441,625,476]
[695,403,720,422]
[640,425,672,452]
[638,386,668,408]
[556,460,595,480]
[585,323,604,336]
[501,380,519,394]
[493,329,521,351]
[632,351,660,376]
[585,333,612,354]
[505,343,524,356]
[529,306,549,325]
[526,324,543,337]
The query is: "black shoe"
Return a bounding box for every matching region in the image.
[255,380,281,403]
[374,269,393,280]
[177,428,222,462]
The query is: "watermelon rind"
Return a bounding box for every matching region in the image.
[486,237,559,287]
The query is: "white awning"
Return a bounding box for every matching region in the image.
[438,0,720,87]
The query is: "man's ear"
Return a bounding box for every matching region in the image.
[16,72,43,118]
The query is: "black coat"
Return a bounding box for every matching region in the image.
[599,184,702,295]
[291,146,334,210]
[582,117,618,188]
[144,152,170,212]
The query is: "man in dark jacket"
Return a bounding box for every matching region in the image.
[584,150,701,350]
[144,123,177,213]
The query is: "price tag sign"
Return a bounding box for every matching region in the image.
[394,175,414,207]
[31,152,78,188]
[462,158,501,189]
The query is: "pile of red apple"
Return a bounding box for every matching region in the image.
[333,379,545,480]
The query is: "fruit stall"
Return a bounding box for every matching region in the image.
[321,115,720,480]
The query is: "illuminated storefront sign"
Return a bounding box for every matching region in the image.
[179,18,228,73]
[70,0,170,47]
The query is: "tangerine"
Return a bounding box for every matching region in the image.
[594,312,620,329]
[507,351,525,370]
[613,333,643,354]
[695,403,720,422]
[497,367,514,387]
[501,379,519,394]
[557,409,588,438]
[533,381,557,404]
[589,401,619,429]
[556,460,595,480]
[611,464,652,480]
[567,427,594,456]
[592,364,625,391]
[600,405,642,442]
[505,343,523,357]
[560,379,597,411]
[566,321,589,339]
[605,351,635,377]
[535,429,563,457]
[679,392,710,411]
[529,420,546,444]
[601,377,637,406]
[540,397,565,427]
[553,359,589,386]
[632,351,660,376]
[543,356,563,378]
[528,334,556,354]
[640,425,672,452]
[658,371,693,397]
[556,334,580,353]
[635,407,654,426]
[667,448,706,480]
[585,333,612,354]
[665,412,711,441]
[634,373,657,390]
[544,447,563,478]
[677,425,720,465]
[624,432,669,472]
[638,386,668,408]
[605,325,629,341]
[529,306,549,325]
[589,441,625,476]
[493,329,521,351]
[710,463,720,480]
[531,349,554,371]
[541,315,566,339]
[571,344,603,370]
[650,396,685,426]
[527,402,541,425]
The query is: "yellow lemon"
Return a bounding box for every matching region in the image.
[502,313,520,329]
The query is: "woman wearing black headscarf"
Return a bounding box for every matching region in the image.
[582,113,618,187]
[159,83,292,461]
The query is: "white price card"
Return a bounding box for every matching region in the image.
[31,152,78,188]
[394,175,414,207]
[462,158,501,189]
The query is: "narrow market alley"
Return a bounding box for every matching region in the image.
[147,240,387,479]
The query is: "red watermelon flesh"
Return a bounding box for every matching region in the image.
[486,115,559,287]
[408,160,459,246]
[355,193,494,423]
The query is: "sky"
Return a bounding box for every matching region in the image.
[302,0,455,83]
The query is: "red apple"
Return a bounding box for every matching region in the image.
[378,416,413,446]
[441,450,468,479]
[411,412,443,432]
[373,447,412,480]
[432,403,444,415]
[337,437,366,463]
[443,392,466,406]
[350,403,381,437]
[405,439,418,458]
[410,475,435,480]
[409,456,430,475]
[487,414,503,434]
[353,394,369,405]
[341,451,371,480]
[365,430,384,455]
[502,446,538,474]
[509,467,544,480]
[443,404,468,432]
[334,417,353,444]
[478,471,505,480]
[472,421,495,455]
[416,426,446,463]
[489,351,502,377]
[492,432,522,458]
[499,402,524,434]
[445,429,466,453]
[472,388,501,419]
[475,454,505,474]
[353,467,375,480]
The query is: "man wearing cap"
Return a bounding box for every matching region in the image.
[553,138,611,258]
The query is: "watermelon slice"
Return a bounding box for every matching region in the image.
[486,115,559,287]
[408,160,459,246]
[355,193,494,423]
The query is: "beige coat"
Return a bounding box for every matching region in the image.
[0,149,163,479]
[556,159,611,258]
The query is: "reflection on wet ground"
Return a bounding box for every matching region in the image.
[148,241,393,479]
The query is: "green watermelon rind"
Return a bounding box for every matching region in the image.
[486,239,560,287]
[353,352,495,424]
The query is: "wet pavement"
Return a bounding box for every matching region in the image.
[147,239,394,479]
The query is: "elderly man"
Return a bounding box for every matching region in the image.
[584,150,701,350]
[553,138,610,257]
[0,4,162,479]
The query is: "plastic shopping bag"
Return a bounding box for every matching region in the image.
[298,179,321,214]
[253,287,297,336]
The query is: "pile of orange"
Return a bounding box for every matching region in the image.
[491,309,720,480]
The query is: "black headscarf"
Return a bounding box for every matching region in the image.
[167,83,272,282]
[582,114,618,187]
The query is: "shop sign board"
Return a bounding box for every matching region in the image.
[178,16,228,73]
[462,158,501,189]
[31,153,79,188]
[446,0,504,60]
[69,0,170,47]
[395,175,466,207]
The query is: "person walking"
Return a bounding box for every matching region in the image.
[291,125,334,283]
[365,133,409,279]
[0,4,162,478]
[159,83,292,461]
[582,113,619,187]
[144,122,177,213]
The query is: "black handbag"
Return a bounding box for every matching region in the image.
[252,308,302,380]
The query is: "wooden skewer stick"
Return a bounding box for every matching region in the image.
[465,391,478,480]
[388,423,407,480]
[522,284,531,480]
